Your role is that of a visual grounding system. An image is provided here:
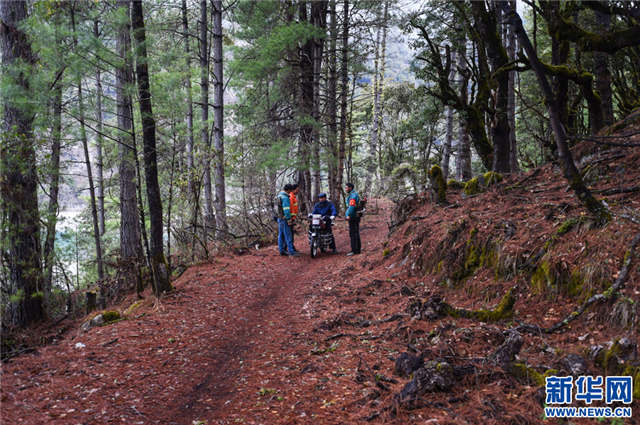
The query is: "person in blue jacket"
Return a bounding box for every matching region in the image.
[312,193,337,253]
[276,184,299,256]
[344,182,361,256]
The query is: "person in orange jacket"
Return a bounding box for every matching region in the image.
[289,183,299,247]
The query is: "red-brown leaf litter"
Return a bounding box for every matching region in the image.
[2,118,640,425]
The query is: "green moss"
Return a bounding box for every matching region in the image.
[594,341,640,399]
[531,260,553,294]
[483,171,503,186]
[124,300,144,316]
[556,217,581,236]
[102,310,121,323]
[463,177,480,196]
[567,270,584,298]
[468,288,516,321]
[445,289,516,322]
[447,179,465,190]
[382,248,390,258]
[510,363,558,387]
[621,366,640,400]
[429,165,447,204]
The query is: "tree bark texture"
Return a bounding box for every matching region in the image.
[505,3,519,172]
[0,0,45,326]
[311,0,327,200]
[327,0,339,209]
[115,0,143,288]
[212,0,227,235]
[471,1,510,173]
[94,20,106,236]
[594,9,614,127]
[44,78,62,294]
[181,0,198,257]
[441,50,456,180]
[131,0,171,294]
[455,37,472,181]
[200,0,216,236]
[337,0,349,208]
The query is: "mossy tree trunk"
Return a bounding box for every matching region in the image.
[471,1,511,173]
[411,17,494,171]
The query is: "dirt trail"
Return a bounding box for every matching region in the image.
[1,202,390,425]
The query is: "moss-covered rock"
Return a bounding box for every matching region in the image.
[483,171,503,186]
[429,165,447,204]
[592,338,640,399]
[463,177,480,196]
[102,310,121,323]
[447,179,465,190]
[124,300,144,316]
[510,363,559,387]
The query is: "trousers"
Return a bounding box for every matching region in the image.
[348,216,361,254]
[277,218,296,254]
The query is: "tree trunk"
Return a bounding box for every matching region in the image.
[455,38,472,181]
[327,0,339,208]
[471,1,510,173]
[181,0,198,258]
[44,20,64,294]
[506,3,519,173]
[0,0,45,326]
[504,4,610,224]
[115,0,143,291]
[212,0,227,235]
[94,20,106,236]
[44,79,62,294]
[311,0,328,200]
[441,50,456,180]
[131,0,171,294]
[298,1,314,211]
[337,0,349,209]
[200,0,216,237]
[594,9,614,127]
[71,7,104,281]
[167,123,178,272]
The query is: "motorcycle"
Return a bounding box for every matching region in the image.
[308,214,335,258]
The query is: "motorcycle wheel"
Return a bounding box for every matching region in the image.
[310,238,318,258]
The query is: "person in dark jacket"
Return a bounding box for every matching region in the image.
[344,182,361,256]
[276,184,299,256]
[312,193,337,253]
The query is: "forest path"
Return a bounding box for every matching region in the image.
[1,201,390,425]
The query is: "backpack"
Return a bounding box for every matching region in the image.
[356,195,367,217]
[273,194,284,221]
